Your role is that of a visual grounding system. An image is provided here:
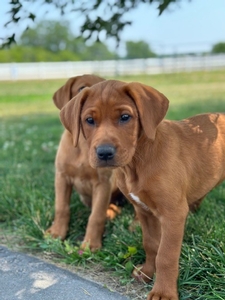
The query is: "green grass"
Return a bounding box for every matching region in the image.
[0,70,225,300]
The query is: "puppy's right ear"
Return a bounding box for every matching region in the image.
[123,82,169,141]
[53,78,76,109]
[60,89,88,147]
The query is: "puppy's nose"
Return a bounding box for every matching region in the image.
[96,144,116,161]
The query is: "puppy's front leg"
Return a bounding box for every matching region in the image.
[132,208,161,281]
[148,204,189,300]
[46,171,72,239]
[81,179,112,251]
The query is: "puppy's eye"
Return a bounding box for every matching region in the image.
[78,86,85,92]
[86,117,95,125]
[120,114,131,123]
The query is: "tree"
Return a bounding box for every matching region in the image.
[211,42,225,54]
[0,20,118,62]
[0,45,59,62]
[20,20,73,53]
[126,40,156,58]
[21,21,99,57]
[2,0,188,48]
[82,43,118,61]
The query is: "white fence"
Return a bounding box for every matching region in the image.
[0,54,225,81]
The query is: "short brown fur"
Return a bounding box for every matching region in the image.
[46,75,122,251]
[60,79,225,300]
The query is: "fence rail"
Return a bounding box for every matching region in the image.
[0,54,225,81]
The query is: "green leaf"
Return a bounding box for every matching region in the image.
[128,246,137,255]
[125,260,133,272]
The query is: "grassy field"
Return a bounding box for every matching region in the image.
[0,70,225,300]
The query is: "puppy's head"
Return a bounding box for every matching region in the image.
[60,80,169,168]
[53,74,105,109]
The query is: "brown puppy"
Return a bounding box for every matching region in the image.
[46,75,122,251]
[60,79,225,300]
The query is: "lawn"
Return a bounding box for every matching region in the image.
[0,70,225,300]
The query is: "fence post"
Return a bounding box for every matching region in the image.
[10,63,18,80]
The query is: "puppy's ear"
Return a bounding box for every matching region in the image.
[123,82,169,140]
[53,77,77,109]
[60,89,89,147]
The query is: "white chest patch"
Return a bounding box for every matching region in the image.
[129,193,149,211]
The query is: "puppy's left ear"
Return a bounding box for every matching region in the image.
[53,77,77,109]
[60,89,89,147]
[123,82,169,140]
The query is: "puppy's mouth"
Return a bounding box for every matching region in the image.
[95,159,118,168]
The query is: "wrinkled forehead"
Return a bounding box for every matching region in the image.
[84,80,135,108]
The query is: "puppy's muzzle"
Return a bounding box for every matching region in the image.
[96,144,116,161]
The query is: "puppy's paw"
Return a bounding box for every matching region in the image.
[106,204,121,220]
[80,240,102,252]
[132,264,154,283]
[45,225,67,240]
[147,286,178,300]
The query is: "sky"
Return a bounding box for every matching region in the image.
[0,0,224,56]
[120,0,225,54]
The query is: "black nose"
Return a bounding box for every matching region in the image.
[96,144,116,161]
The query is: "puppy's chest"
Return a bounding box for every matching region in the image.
[63,161,96,195]
[116,169,157,214]
[129,192,150,211]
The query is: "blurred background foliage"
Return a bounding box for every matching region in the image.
[0,20,157,62]
[1,20,224,63]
